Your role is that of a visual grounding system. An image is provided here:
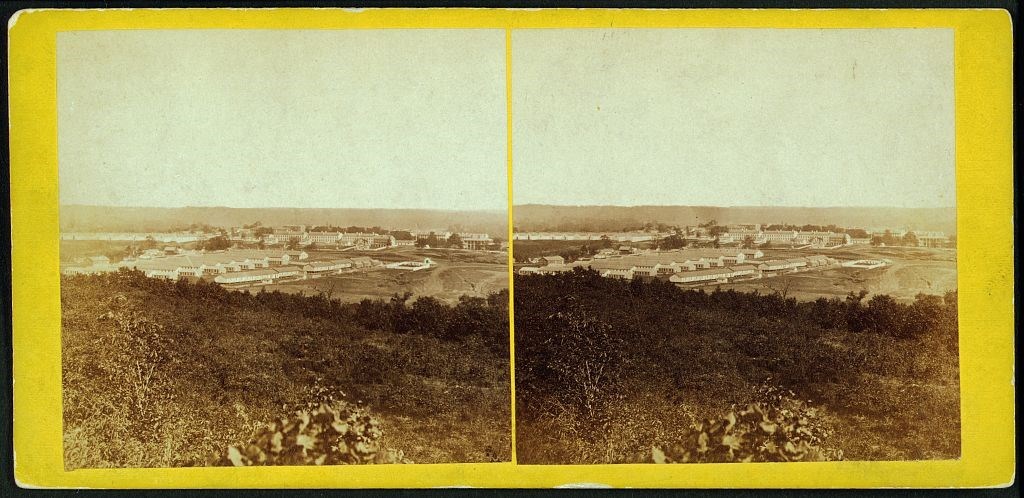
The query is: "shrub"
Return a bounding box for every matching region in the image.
[517,297,623,431]
[218,399,410,466]
[96,295,177,439]
[651,401,841,463]
[515,272,958,463]
[62,272,509,467]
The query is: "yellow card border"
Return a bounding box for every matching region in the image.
[9,8,1015,489]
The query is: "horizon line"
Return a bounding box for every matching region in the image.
[60,204,507,214]
[61,203,958,211]
[513,203,958,210]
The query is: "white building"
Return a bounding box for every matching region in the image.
[307,232,343,245]
[214,268,280,285]
[669,267,734,284]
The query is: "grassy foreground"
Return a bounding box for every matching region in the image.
[61,271,510,468]
[515,270,959,464]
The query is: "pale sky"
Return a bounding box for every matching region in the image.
[512,29,955,208]
[58,29,507,211]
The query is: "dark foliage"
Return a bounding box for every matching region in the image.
[515,269,959,464]
[61,270,510,468]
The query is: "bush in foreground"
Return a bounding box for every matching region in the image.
[651,400,841,464]
[217,399,410,466]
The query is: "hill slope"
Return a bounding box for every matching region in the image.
[514,204,956,233]
[61,272,510,468]
[60,204,508,235]
[514,270,960,464]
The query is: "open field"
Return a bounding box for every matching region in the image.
[60,239,197,262]
[512,239,660,263]
[718,246,957,302]
[266,247,508,304]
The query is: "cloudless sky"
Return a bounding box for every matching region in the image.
[512,29,955,208]
[58,29,507,211]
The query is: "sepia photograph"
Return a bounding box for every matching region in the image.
[8,7,1015,490]
[56,29,511,467]
[511,29,959,464]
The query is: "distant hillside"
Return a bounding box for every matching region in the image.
[514,205,956,234]
[60,205,508,236]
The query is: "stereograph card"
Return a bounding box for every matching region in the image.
[7,7,1014,489]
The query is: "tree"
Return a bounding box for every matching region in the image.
[658,234,686,250]
[201,235,231,251]
[390,230,414,241]
[741,235,756,249]
[286,236,302,250]
[447,233,463,249]
[902,231,919,247]
[416,231,442,248]
[598,235,613,249]
[847,228,869,239]
[141,235,159,250]
[866,294,904,336]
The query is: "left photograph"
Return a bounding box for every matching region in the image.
[56,29,510,467]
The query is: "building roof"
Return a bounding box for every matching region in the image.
[132,256,193,271]
[676,268,734,277]
[309,232,342,238]
[597,250,743,268]
[304,261,336,269]
[541,265,574,273]
[601,268,632,274]
[220,268,278,279]
[796,231,847,237]
[579,260,641,271]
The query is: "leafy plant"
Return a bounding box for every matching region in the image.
[219,399,410,466]
[651,400,841,463]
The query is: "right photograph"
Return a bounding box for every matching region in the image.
[511,29,959,464]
